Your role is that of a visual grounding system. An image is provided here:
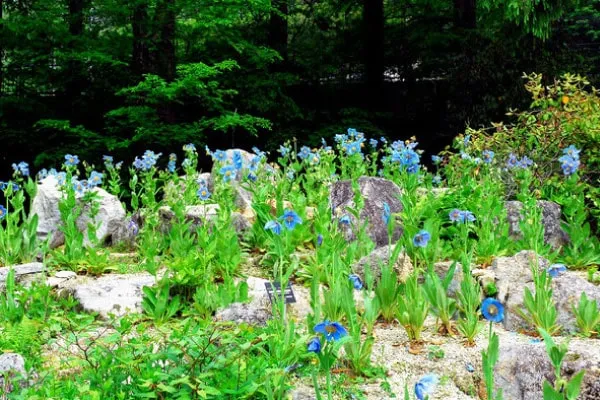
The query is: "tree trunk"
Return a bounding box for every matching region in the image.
[454,0,476,29]
[153,0,176,82]
[0,0,3,97]
[363,0,384,104]
[268,0,288,61]
[132,1,151,77]
[66,0,88,118]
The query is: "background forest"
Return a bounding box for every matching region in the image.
[1,0,600,174]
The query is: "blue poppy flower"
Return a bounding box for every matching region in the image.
[232,151,243,170]
[481,298,505,323]
[314,320,348,341]
[339,214,351,225]
[88,171,103,188]
[103,155,113,165]
[461,210,476,223]
[307,337,321,353]
[197,186,211,201]
[449,209,462,222]
[547,263,567,278]
[0,205,7,221]
[298,146,312,160]
[220,165,236,182]
[264,220,282,235]
[369,138,378,148]
[128,219,139,236]
[65,154,80,167]
[431,155,441,165]
[563,145,580,159]
[382,202,391,225]
[349,274,363,290]
[12,161,29,177]
[432,175,442,185]
[278,145,290,157]
[559,155,580,176]
[482,150,495,164]
[317,234,323,246]
[413,230,431,248]
[213,150,227,162]
[280,210,302,230]
[415,374,439,400]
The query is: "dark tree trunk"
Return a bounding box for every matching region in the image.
[66,0,88,119]
[153,0,176,82]
[132,1,151,77]
[268,0,288,61]
[363,0,384,105]
[0,0,3,97]
[454,0,476,29]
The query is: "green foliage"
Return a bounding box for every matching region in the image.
[482,327,504,400]
[572,292,600,337]
[422,266,457,335]
[519,266,561,335]
[539,328,585,400]
[0,269,25,325]
[141,283,181,324]
[397,272,429,342]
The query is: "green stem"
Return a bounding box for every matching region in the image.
[326,369,333,400]
[312,370,323,400]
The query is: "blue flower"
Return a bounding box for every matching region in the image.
[103,155,113,165]
[65,154,80,167]
[481,298,505,323]
[128,219,139,236]
[547,263,567,278]
[339,214,351,225]
[349,274,363,290]
[286,170,295,180]
[88,171,103,188]
[133,150,161,171]
[482,150,495,164]
[167,153,177,173]
[369,138,378,148]
[183,143,196,152]
[247,172,257,182]
[72,179,87,195]
[298,146,312,160]
[563,145,580,159]
[278,145,290,157]
[461,210,476,223]
[559,155,580,176]
[213,150,227,162]
[220,165,236,182]
[197,186,211,201]
[432,175,442,185]
[431,155,442,165]
[317,234,323,246]
[232,151,244,170]
[344,141,363,157]
[382,202,391,225]
[463,134,471,147]
[506,153,518,169]
[309,152,320,165]
[314,320,348,341]
[12,161,29,177]
[415,374,439,400]
[307,337,321,353]
[265,220,282,235]
[280,210,302,230]
[413,230,431,248]
[0,205,7,220]
[449,209,462,222]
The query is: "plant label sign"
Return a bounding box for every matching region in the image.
[264,281,297,304]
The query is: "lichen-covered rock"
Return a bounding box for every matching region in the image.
[496,336,600,400]
[329,176,403,247]
[353,245,413,282]
[491,251,600,333]
[505,200,569,249]
[31,176,127,248]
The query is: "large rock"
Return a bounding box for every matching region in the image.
[329,176,403,247]
[215,302,271,326]
[0,262,45,291]
[158,204,250,235]
[496,336,600,400]
[55,272,156,318]
[353,245,413,282]
[0,353,27,392]
[491,251,600,333]
[31,176,127,248]
[505,200,569,249]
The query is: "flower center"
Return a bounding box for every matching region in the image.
[325,325,337,334]
[488,305,497,316]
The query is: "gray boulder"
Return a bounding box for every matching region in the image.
[353,244,413,282]
[505,200,569,249]
[55,272,156,318]
[0,262,45,291]
[0,353,27,392]
[492,251,600,333]
[215,302,271,326]
[329,176,403,247]
[496,336,600,400]
[31,176,127,248]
